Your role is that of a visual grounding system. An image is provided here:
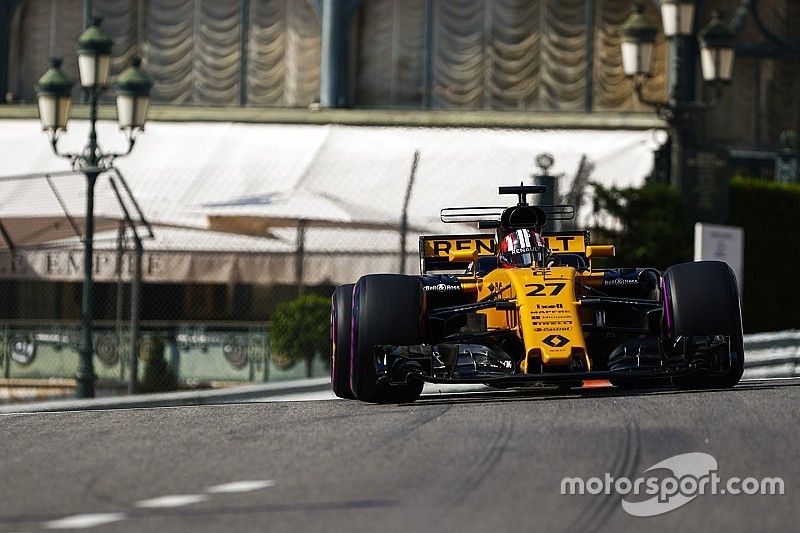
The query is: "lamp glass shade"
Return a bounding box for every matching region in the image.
[116,94,150,130]
[621,41,654,76]
[77,52,111,88]
[115,56,152,130]
[76,17,113,88]
[35,58,74,132]
[619,3,657,77]
[37,95,72,131]
[661,2,696,37]
[700,46,735,82]
[698,11,736,82]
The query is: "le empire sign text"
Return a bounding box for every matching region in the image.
[0,250,165,282]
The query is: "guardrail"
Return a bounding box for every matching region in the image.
[743,330,800,379]
[0,322,330,385]
[0,377,332,414]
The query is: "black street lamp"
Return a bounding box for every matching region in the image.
[35,17,152,398]
[620,3,736,194]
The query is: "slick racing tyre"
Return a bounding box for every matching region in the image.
[663,261,745,390]
[331,284,355,399]
[351,274,425,403]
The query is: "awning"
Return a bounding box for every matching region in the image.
[0,226,420,284]
[0,119,664,284]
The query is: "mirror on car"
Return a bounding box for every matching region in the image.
[586,245,615,258]
[449,248,479,263]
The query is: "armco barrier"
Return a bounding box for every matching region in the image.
[3,331,797,414]
[742,330,800,379]
[0,377,331,414]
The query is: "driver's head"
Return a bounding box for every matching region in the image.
[498,228,550,268]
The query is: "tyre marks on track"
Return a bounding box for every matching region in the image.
[449,416,515,507]
[563,413,642,532]
[376,403,453,448]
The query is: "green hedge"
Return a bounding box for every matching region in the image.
[590,181,693,271]
[269,294,331,378]
[728,178,800,332]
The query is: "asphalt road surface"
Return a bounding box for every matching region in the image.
[1,379,799,532]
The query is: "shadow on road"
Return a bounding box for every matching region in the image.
[409,378,800,407]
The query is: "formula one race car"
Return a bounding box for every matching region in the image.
[331,185,744,403]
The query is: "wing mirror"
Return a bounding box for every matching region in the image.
[586,245,615,258]
[449,248,479,263]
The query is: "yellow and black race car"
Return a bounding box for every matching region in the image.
[331,185,744,403]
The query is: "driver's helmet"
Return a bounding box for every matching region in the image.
[498,228,550,268]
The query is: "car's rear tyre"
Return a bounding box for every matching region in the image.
[331,284,355,399]
[663,261,745,389]
[351,274,425,403]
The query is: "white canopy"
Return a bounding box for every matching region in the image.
[0,119,663,284]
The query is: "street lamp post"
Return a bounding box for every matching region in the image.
[620,3,736,195]
[35,17,152,398]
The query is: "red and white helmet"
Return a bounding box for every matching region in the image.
[498,229,549,268]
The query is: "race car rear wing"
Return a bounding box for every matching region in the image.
[440,205,575,226]
[419,231,589,274]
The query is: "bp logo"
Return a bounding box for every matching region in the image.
[542,334,569,348]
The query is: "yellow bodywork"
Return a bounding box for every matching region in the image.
[476,267,588,372]
[420,232,607,374]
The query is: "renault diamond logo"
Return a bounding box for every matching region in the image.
[542,334,569,348]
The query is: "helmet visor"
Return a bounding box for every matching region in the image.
[499,229,548,268]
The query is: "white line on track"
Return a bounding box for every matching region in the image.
[39,479,277,529]
[134,494,209,508]
[206,480,275,493]
[42,512,127,529]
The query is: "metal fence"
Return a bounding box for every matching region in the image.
[0,127,631,392]
[742,330,800,379]
[0,167,328,388]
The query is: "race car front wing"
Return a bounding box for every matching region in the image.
[374,335,736,387]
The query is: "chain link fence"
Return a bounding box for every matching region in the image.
[0,166,328,390]
[0,124,663,391]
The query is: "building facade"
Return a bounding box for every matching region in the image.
[2,1,798,147]
[0,0,798,329]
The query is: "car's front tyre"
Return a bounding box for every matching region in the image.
[351,274,425,403]
[662,261,745,389]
